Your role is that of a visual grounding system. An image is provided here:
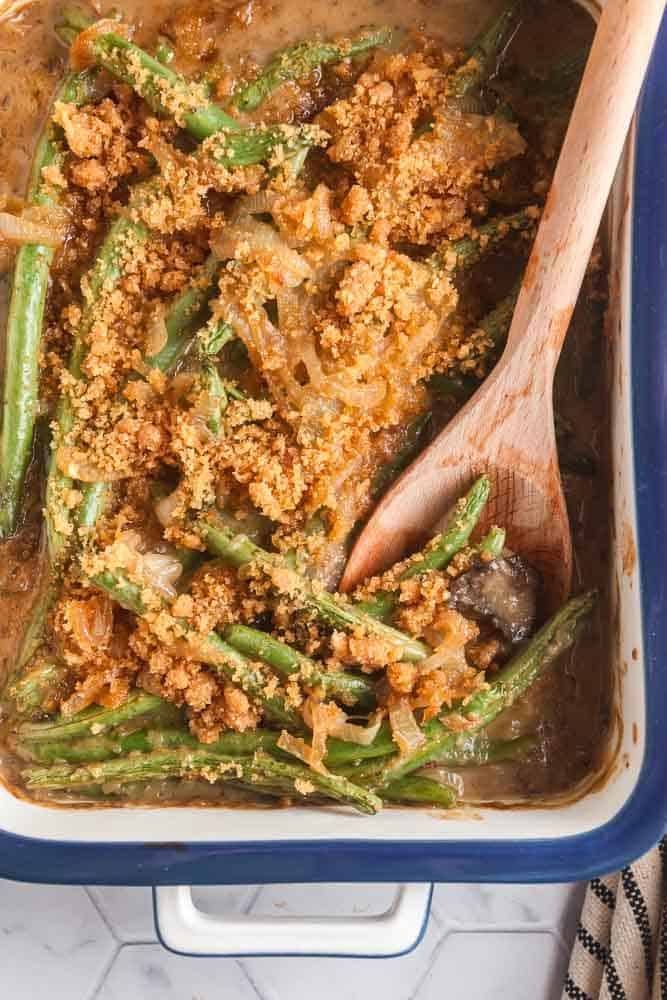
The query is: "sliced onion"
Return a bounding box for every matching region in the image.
[279,700,344,774]
[0,210,65,247]
[329,710,384,746]
[145,310,169,358]
[70,19,131,70]
[60,674,107,717]
[277,730,314,767]
[142,552,183,600]
[69,596,113,653]
[419,643,468,677]
[217,290,304,406]
[143,134,182,178]
[389,697,426,755]
[154,489,182,529]
[229,190,280,222]
[311,184,335,242]
[277,290,385,411]
[276,286,309,336]
[211,219,312,287]
[0,0,37,25]
[308,698,343,769]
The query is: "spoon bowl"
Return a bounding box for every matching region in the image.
[342,0,664,601]
[342,349,571,607]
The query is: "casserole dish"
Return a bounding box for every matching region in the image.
[0,0,665,958]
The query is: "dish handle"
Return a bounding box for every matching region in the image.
[153,883,433,958]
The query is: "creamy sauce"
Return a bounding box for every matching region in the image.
[0,0,611,807]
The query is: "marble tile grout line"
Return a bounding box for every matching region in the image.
[406,922,450,1000]
[239,959,274,1000]
[84,888,122,943]
[84,941,121,1000]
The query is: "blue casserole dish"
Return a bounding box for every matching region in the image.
[0,0,665,960]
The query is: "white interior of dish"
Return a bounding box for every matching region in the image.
[0,0,646,847]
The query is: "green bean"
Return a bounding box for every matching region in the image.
[75,254,225,533]
[325,722,396,765]
[432,208,538,272]
[204,123,323,170]
[373,592,596,788]
[144,254,222,373]
[399,475,491,579]
[7,661,71,718]
[196,511,431,663]
[479,284,520,350]
[336,732,537,783]
[0,70,96,539]
[449,3,522,100]
[90,569,304,730]
[20,719,395,767]
[222,623,376,711]
[155,37,175,66]
[199,317,235,357]
[76,482,111,532]
[349,592,397,623]
[233,750,384,814]
[228,27,392,113]
[381,776,457,807]
[46,210,150,562]
[58,4,97,32]
[477,526,506,559]
[18,725,281,765]
[23,748,382,814]
[201,361,227,436]
[18,691,172,743]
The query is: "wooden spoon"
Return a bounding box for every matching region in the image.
[341,0,665,605]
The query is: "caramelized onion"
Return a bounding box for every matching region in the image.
[277,730,314,766]
[69,595,114,653]
[0,210,65,247]
[145,311,169,358]
[154,489,182,529]
[329,711,384,746]
[389,697,426,755]
[70,19,131,70]
[212,219,312,288]
[419,643,468,677]
[277,288,385,410]
[142,552,183,600]
[0,0,37,25]
[230,190,280,221]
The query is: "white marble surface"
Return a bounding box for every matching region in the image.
[0,879,585,998]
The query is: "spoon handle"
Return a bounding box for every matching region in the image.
[504,0,665,375]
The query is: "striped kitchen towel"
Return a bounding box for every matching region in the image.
[563,837,666,1000]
